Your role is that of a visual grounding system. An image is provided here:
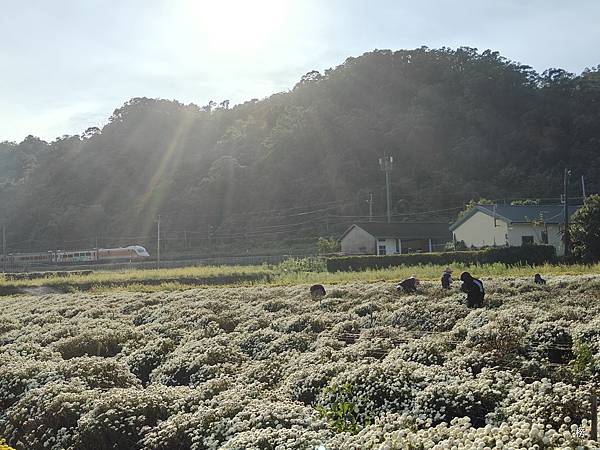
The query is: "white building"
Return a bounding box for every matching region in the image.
[449,204,579,256]
[340,222,451,255]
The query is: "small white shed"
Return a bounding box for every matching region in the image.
[340,222,452,255]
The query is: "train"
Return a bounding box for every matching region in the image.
[0,245,150,266]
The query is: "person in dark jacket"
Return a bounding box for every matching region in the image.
[460,271,485,308]
[534,273,546,285]
[441,267,453,289]
[310,284,326,300]
[397,276,420,293]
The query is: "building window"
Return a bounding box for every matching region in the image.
[541,231,548,244]
[522,236,534,245]
[378,238,386,242]
[378,245,386,255]
[395,239,400,253]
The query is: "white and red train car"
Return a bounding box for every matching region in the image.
[0,245,150,266]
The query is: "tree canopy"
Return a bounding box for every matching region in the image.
[1,47,599,254]
[571,195,600,262]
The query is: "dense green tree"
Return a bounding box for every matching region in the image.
[571,195,600,262]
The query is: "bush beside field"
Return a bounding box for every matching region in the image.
[1,276,599,448]
[326,245,557,272]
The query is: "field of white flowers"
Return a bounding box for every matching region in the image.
[2,275,600,449]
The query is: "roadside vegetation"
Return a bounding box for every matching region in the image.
[2,259,600,294]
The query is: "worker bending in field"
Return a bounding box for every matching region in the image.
[460,271,485,308]
[441,267,453,289]
[310,284,326,299]
[534,273,546,285]
[397,276,420,293]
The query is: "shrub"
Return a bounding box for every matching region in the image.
[463,317,527,368]
[52,329,131,359]
[317,237,340,254]
[150,337,245,386]
[525,321,574,364]
[126,338,176,384]
[413,375,503,427]
[276,257,326,273]
[491,379,592,429]
[74,386,182,450]
[2,382,92,450]
[326,245,557,271]
[286,363,347,406]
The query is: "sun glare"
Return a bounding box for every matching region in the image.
[186,0,289,52]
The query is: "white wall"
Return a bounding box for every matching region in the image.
[507,223,564,256]
[340,226,376,254]
[375,238,403,255]
[454,212,565,255]
[549,224,565,256]
[452,211,508,248]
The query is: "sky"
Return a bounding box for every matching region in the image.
[1,0,599,143]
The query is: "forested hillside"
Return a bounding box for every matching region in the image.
[1,47,599,254]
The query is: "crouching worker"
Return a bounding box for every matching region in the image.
[397,276,420,293]
[310,284,326,300]
[441,267,453,289]
[460,271,484,308]
[534,273,546,285]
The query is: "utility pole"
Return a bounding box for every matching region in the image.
[207,225,212,253]
[563,168,571,257]
[367,193,374,222]
[582,175,587,201]
[592,393,598,440]
[379,155,394,223]
[157,215,161,269]
[2,226,6,274]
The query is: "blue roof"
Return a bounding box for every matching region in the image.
[449,204,580,231]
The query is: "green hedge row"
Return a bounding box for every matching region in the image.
[326,245,557,272]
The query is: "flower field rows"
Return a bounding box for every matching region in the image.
[2,275,600,449]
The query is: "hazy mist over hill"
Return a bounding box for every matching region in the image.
[1,47,599,253]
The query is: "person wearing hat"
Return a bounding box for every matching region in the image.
[397,275,420,293]
[460,271,485,308]
[441,267,453,289]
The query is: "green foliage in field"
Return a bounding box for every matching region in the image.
[316,383,372,434]
[317,237,340,254]
[571,342,595,380]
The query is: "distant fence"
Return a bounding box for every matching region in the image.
[326,245,557,272]
[3,253,309,273]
